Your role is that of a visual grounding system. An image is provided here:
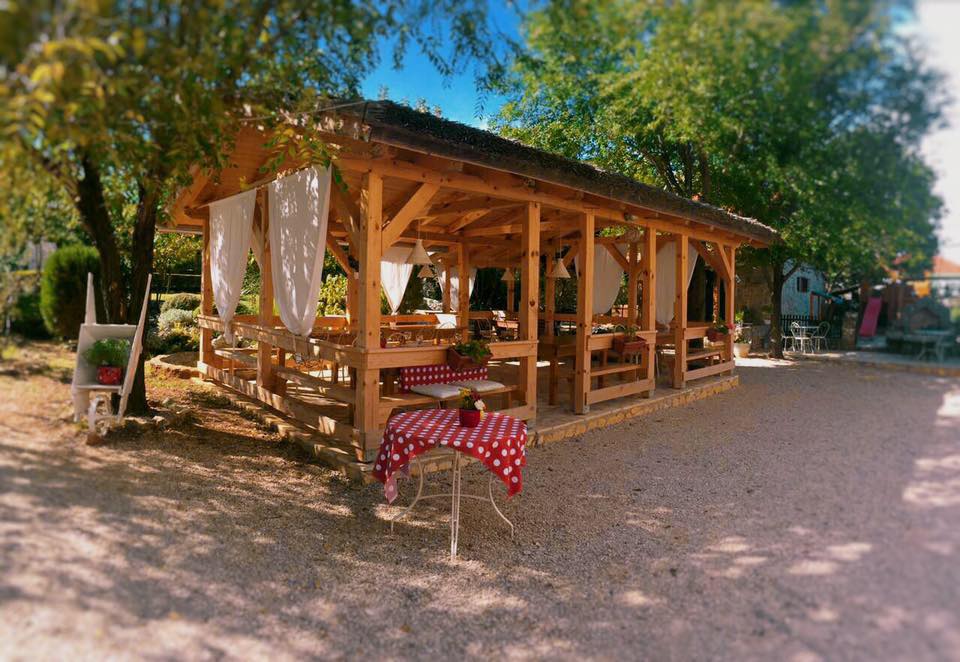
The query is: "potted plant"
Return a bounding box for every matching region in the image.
[458,388,486,427]
[83,338,130,385]
[706,322,733,342]
[733,326,751,358]
[447,339,491,370]
[612,324,647,356]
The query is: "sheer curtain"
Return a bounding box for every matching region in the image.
[575,244,626,316]
[655,240,698,326]
[380,245,414,314]
[438,266,477,312]
[209,189,257,343]
[267,166,332,336]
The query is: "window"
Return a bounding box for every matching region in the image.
[796,276,810,293]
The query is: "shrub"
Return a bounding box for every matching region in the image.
[83,337,130,367]
[160,292,201,313]
[10,291,50,338]
[40,245,100,339]
[158,308,196,334]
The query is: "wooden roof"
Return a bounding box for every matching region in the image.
[167,100,777,251]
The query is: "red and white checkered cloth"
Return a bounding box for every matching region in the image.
[372,409,527,503]
[398,364,488,392]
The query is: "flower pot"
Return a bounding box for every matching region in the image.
[612,336,647,356]
[733,342,751,359]
[447,347,476,371]
[97,366,123,385]
[706,329,722,342]
[458,408,481,427]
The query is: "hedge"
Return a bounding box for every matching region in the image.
[40,245,100,339]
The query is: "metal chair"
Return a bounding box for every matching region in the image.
[812,322,830,352]
[791,321,813,354]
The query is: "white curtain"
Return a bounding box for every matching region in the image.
[438,266,477,312]
[655,240,699,326]
[268,166,332,336]
[381,245,414,314]
[209,189,257,343]
[575,243,626,316]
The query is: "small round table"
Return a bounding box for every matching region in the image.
[373,410,527,559]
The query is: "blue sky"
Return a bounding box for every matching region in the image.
[359,2,522,128]
[360,1,959,263]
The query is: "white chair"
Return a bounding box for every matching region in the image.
[812,322,830,352]
[71,272,152,437]
[790,321,813,354]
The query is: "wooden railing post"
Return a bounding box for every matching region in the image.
[574,212,595,413]
[199,213,216,370]
[673,235,688,389]
[724,245,737,367]
[519,202,540,419]
[356,171,383,460]
[257,192,275,390]
[544,253,555,338]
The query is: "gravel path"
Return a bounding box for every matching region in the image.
[1,354,959,660]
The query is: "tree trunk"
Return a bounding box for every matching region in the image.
[770,257,786,359]
[76,156,126,322]
[124,183,161,416]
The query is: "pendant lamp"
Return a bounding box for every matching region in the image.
[550,255,571,279]
[407,238,432,265]
[501,267,514,282]
[418,264,435,279]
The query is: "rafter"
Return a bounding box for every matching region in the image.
[381,182,440,249]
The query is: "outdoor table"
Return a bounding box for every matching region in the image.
[912,330,954,362]
[373,409,527,559]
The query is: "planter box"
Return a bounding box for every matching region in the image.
[446,347,489,371]
[706,329,729,342]
[612,336,647,356]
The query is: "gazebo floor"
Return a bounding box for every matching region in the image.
[264,361,739,483]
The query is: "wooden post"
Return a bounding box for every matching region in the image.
[199,214,216,370]
[574,212,595,414]
[544,253,555,338]
[356,171,383,460]
[641,228,657,394]
[673,235,688,389]
[506,276,516,316]
[346,271,360,326]
[257,195,274,390]
[627,242,639,326]
[724,245,737,366]
[457,242,470,342]
[519,202,540,416]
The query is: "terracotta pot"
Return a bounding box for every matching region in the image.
[458,408,481,427]
[97,366,123,385]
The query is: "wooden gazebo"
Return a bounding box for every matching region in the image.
[166,101,777,465]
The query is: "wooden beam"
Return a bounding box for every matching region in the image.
[641,229,657,394]
[446,209,495,233]
[673,236,688,389]
[544,253,556,338]
[330,183,362,248]
[627,242,639,327]
[356,170,383,459]
[457,241,470,342]
[426,196,520,216]
[574,212,595,414]
[381,182,440,249]
[326,236,353,275]
[604,242,630,272]
[519,202,540,417]
[257,193,275,390]
[724,246,737,365]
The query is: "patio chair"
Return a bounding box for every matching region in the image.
[475,317,498,342]
[812,322,830,352]
[791,322,813,354]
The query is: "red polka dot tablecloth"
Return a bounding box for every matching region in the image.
[372,410,527,503]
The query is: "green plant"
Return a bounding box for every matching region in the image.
[160,292,201,313]
[318,274,348,316]
[10,291,49,338]
[452,339,491,364]
[83,337,130,367]
[39,245,100,338]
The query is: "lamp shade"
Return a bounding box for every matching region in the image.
[417,264,435,279]
[406,239,432,265]
[550,258,571,279]
[501,268,514,282]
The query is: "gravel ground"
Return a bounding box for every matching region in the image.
[1,348,959,661]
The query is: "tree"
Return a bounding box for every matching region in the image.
[496,0,944,355]
[1,0,501,411]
